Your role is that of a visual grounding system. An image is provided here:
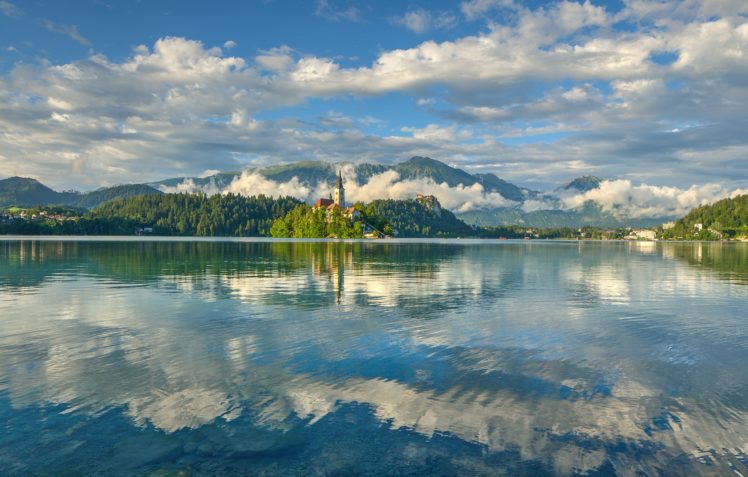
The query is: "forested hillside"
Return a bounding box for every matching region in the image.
[366,198,474,238]
[0,177,79,207]
[73,184,163,209]
[91,193,302,236]
[1,193,302,236]
[661,194,748,239]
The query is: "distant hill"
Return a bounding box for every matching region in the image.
[0,177,79,207]
[74,184,163,209]
[661,194,748,239]
[456,201,667,228]
[366,196,474,238]
[153,172,240,189]
[3,161,683,229]
[0,177,163,210]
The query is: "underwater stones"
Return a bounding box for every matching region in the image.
[108,434,181,470]
[196,441,215,456]
[226,429,307,458]
[182,441,198,454]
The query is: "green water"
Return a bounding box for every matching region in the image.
[1,238,747,476]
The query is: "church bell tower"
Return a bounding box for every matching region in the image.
[334,170,345,207]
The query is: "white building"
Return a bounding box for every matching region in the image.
[629,229,656,240]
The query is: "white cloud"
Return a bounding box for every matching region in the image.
[342,168,518,212]
[1,2,748,193]
[255,45,295,72]
[225,171,313,198]
[314,0,361,22]
[223,40,237,50]
[158,166,518,213]
[460,0,515,21]
[401,123,472,142]
[0,0,20,17]
[391,9,458,34]
[558,179,748,218]
[42,20,91,46]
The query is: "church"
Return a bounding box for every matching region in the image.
[314,171,345,209]
[312,171,359,220]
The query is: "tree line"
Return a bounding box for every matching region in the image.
[660,194,748,240]
[1,193,302,236]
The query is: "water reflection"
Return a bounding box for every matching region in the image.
[1,239,747,476]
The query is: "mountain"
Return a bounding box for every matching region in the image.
[392,156,477,186]
[2,160,677,228]
[153,172,240,189]
[0,177,162,210]
[474,173,527,202]
[562,175,602,192]
[457,201,668,228]
[260,161,338,184]
[73,184,163,209]
[154,156,535,201]
[0,177,79,207]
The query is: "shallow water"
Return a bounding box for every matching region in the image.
[1,238,747,476]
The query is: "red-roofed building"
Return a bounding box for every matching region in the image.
[314,197,334,209]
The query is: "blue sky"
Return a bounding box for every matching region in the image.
[1,0,747,197]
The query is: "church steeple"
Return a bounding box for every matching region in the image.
[334,170,345,207]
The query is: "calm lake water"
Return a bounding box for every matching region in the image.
[1,238,747,476]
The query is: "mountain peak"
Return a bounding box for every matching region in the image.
[1,176,44,186]
[403,156,442,166]
[564,176,602,192]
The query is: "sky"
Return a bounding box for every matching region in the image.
[0,0,747,192]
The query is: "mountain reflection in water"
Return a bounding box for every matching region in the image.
[1,239,747,476]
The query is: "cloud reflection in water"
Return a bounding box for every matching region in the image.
[0,240,747,475]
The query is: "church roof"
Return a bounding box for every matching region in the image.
[314,197,334,208]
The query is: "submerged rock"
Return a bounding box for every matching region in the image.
[107,434,182,471]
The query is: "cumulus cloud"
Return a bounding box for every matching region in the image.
[1,1,747,193]
[225,171,315,199]
[160,166,518,213]
[158,178,221,196]
[558,180,748,218]
[342,168,518,212]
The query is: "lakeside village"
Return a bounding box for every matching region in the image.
[1,207,77,223]
[1,172,744,241]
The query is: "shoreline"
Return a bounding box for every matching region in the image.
[0,235,745,244]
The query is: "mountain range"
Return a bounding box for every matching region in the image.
[1,157,673,227]
[0,177,162,211]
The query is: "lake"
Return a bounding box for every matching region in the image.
[1,238,747,476]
